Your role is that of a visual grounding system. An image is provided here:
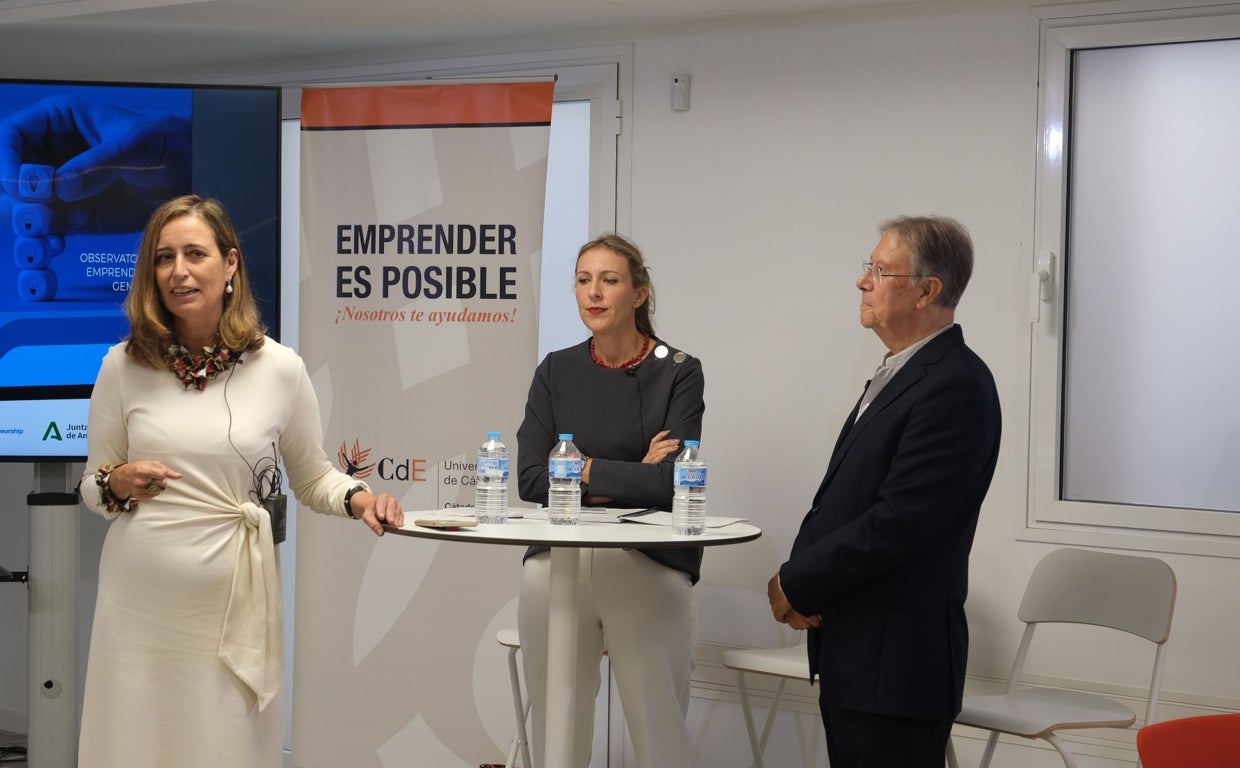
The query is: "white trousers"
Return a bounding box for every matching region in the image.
[518,549,696,768]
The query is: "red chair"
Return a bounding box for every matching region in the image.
[1137,713,1240,768]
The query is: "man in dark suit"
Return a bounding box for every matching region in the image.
[768,215,1001,767]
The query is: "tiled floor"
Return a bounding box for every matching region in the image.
[0,730,26,766]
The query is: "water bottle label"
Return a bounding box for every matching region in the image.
[477,457,509,480]
[674,466,707,487]
[549,457,583,479]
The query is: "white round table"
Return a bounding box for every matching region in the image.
[387,513,762,768]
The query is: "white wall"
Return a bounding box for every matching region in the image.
[616,4,1240,765]
[3,2,1238,766]
[627,3,1039,647]
[626,7,1049,764]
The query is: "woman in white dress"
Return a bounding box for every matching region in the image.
[77,195,404,767]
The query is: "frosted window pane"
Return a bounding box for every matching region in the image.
[1062,39,1240,513]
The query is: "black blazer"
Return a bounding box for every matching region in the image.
[780,325,1000,722]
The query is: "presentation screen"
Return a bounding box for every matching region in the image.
[0,79,281,461]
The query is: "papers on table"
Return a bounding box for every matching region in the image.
[616,509,750,528]
[518,507,748,528]
[521,507,626,523]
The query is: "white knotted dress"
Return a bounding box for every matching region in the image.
[78,338,360,768]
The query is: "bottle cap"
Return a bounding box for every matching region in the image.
[558,433,574,440]
[487,431,501,439]
[685,439,700,447]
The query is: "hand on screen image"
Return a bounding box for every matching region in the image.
[0,95,191,234]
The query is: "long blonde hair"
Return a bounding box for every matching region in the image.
[125,195,266,367]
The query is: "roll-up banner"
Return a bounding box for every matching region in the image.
[294,81,553,766]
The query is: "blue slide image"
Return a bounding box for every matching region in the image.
[0,83,191,303]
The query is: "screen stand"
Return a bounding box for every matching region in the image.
[27,462,79,768]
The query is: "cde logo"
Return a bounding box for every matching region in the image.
[338,438,427,483]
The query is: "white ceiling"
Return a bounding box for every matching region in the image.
[0,0,942,82]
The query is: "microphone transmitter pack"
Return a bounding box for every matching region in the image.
[263,493,288,544]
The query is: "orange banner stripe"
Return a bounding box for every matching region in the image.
[301,82,554,129]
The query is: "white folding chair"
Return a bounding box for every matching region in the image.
[496,628,609,768]
[946,547,1176,768]
[496,628,532,768]
[720,639,811,768]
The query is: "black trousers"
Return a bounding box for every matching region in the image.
[820,703,953,768]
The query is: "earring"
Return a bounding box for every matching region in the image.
[225,278,233,294]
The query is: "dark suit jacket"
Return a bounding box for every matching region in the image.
[780,324,1000,722]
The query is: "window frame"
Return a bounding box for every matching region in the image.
[1027,3,1240,558]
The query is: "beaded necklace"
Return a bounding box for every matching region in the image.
[589,333,651,370]
[162,340,239,391]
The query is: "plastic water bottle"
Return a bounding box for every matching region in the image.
[475,431,509,524]
[673,440,707,535]
[547,433,583,525]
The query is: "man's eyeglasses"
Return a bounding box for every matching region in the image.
[860,261,926,282]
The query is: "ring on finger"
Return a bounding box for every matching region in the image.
[144,479,162,495]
